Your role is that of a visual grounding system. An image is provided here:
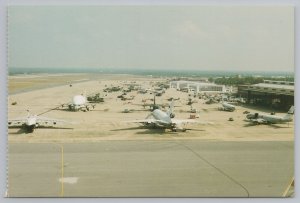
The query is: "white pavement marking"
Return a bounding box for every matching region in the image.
[59,177,79,184]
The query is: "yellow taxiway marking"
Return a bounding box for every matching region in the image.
[61,145,64,197]
[52,143,64,197]
[282,177,294,197]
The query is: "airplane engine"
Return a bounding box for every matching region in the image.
[169,113,175,118]
[171,127,177,132]
[171,127,186,132]
[25,125,36,133]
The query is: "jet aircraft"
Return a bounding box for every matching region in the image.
[136,96,176,115]
[8,111,71,133]
[61,95,96,112]
[219,102,236,112]
[127,100,211,132]
[245,106,294,125]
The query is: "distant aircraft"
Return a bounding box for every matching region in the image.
[8,110,71,133]
[62,95,96,112]
[246,106,294,125]
[127,100,211,132]
[205,98,218,104]
[187,98,197,106]
[87,93,104,103]
[166,97,180,102]
[136,96,175,114]
[138,89,148,94]
[219,102,236,112]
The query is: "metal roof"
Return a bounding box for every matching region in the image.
[253,83,294,90]
[170,81,222,86]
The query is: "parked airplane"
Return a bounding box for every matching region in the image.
[219,102,236,112]
[246,106,294,124]
[135,96,176,114]
[205,98,218,104]
[87,93,104,103]
[127,100,211,132]
[8,111,71,133]
[187,98,197,106]
[166,97,180,102]
[61,95,95,112]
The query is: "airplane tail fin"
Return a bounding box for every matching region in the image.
[167,99,175,117]
[26,109,30,117]
[287,106,295,114]
[283,106,294,120]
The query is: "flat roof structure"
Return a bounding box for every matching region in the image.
[245,82,294,96]
[238,80,294,110]
[170,81,225,93]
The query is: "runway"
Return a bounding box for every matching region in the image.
[8,140,293,197]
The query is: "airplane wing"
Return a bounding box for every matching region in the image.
[249,118,267,124]
[125,118,172,127]
[171,119,213,125]
[36,116,71,126]
[125,119,156,124]
[8,118,27,127]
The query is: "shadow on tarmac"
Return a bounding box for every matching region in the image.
[8,126,74,134]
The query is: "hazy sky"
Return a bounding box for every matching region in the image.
[8,6,294,71]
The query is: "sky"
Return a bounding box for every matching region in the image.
[8,6,294,72]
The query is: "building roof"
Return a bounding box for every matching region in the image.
[253,83,294,90]
[170,81,222,87]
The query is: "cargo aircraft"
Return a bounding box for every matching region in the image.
[245,106,294,125]
[61,95,96,112]
[8,110,71,133]
[219,102,236,112]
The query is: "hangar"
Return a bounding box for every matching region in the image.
[170,81,225,93]
[238,80,294,110]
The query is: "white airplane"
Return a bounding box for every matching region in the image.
[8,111,71,133]
[62,95,95,112]
[219,102,236,112]
[246,106,294,125]
[127,100,211,132]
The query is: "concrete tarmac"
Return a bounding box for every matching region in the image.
[8,140,293,197]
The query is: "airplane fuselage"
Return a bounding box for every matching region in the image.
[69,95,89,111]
[25,116,37,126]
[150,109,172,128]
[23,116,38,132]
[246,107,294,124]
[260,115,292,124]
[73,95,87,105]
[152,109,172,122]
[221,102,235,112]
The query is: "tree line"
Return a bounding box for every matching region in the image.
[209,76,294,86]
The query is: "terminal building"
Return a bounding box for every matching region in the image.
[170,81,225,93]
[238,80,294,110]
